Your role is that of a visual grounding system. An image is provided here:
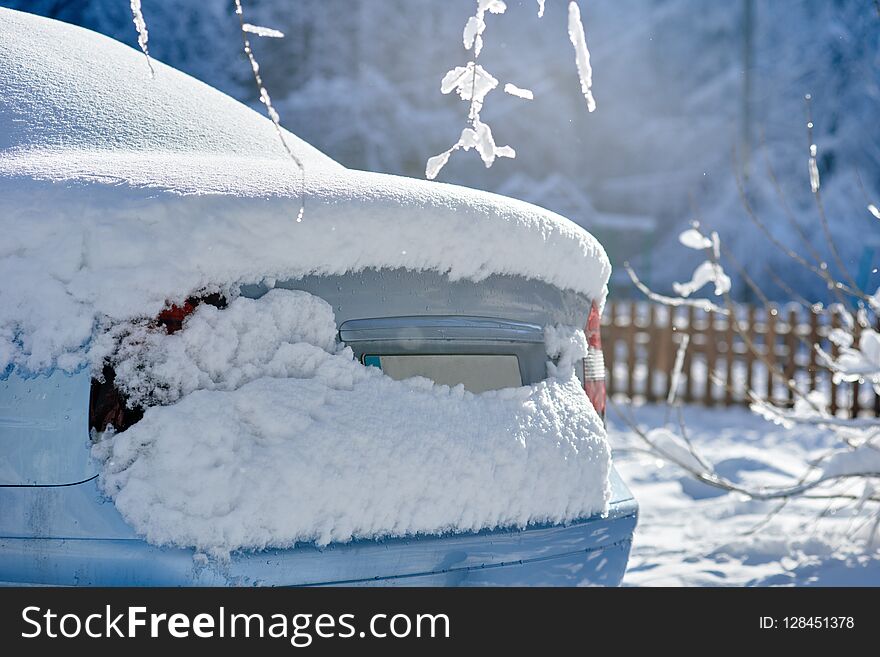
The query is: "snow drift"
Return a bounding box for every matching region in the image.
[93,290,610,555]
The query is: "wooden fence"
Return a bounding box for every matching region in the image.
[601,301,880,417]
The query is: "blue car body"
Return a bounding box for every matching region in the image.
[0,465,636,587]
[1,272,637,587]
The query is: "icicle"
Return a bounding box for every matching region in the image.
[537,0,546,18]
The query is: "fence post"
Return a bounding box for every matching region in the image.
[604,301,616,399]
[745,305,755,400]
[706,309,717,406]
[645,304,657,402]
[659,308,674,400]
[785,307,797,408]
[808,309,819,393]
[725,305,735,406]
[626,301,637,400]
[766,306,777,403]
[683,305,695,404]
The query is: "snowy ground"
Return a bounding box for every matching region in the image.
[609,404,880,586]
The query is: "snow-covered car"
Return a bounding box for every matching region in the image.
[0,9,637,586]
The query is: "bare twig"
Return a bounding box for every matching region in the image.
[234,0,306,222]
[805,95,863,295]
[866,509,880,550]
[733,159,859,308]
[666,334,691,406]
[609,396,880,501]
[625,263,728,314]
[675,404,712,471]
[760,133,826,267]
[846,503,880,541]
[802,489,858,537]
[720,246,772,308]
[749,399,880,429]
[743,499,789,536]
[765,266,813,309]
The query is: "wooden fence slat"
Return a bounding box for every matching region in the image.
[745,305,755,399]
[660,309,674,400]
[766,306,777,403]
[626,301,637,400]
[604,302,616,398]
[683,305,695,404]
[785,307,797,408]
[724,308,735,406]
[645,304,657,402]
[808,309,818,393]
[705,309,717,406]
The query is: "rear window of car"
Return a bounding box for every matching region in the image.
[362,354,522,393]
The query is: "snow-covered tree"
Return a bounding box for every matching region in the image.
[620,116,880,546]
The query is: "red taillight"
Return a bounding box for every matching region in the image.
[157,300,196,334]
[156,294,226,334]
[583,302,606,421]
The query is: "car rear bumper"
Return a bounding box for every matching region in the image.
[0,470,637,587]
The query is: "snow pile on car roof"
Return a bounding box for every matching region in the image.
[0,9,610,374]
[0,8,341,170]
[93,289,610,555]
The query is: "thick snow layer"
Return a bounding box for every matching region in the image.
[0,8,611,373]
[0,8,339,169]
[96,290,341,407]
[93,290,611,555]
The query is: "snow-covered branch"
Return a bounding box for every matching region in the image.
[426,1,518,180]
[567,1,596,112]
[624,262,728,314]
[611,399,880,505]
[129,0,154,77]
[817,327,880,395]
[426,1,597,179]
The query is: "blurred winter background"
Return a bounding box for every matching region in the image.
[8,0,880,299]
